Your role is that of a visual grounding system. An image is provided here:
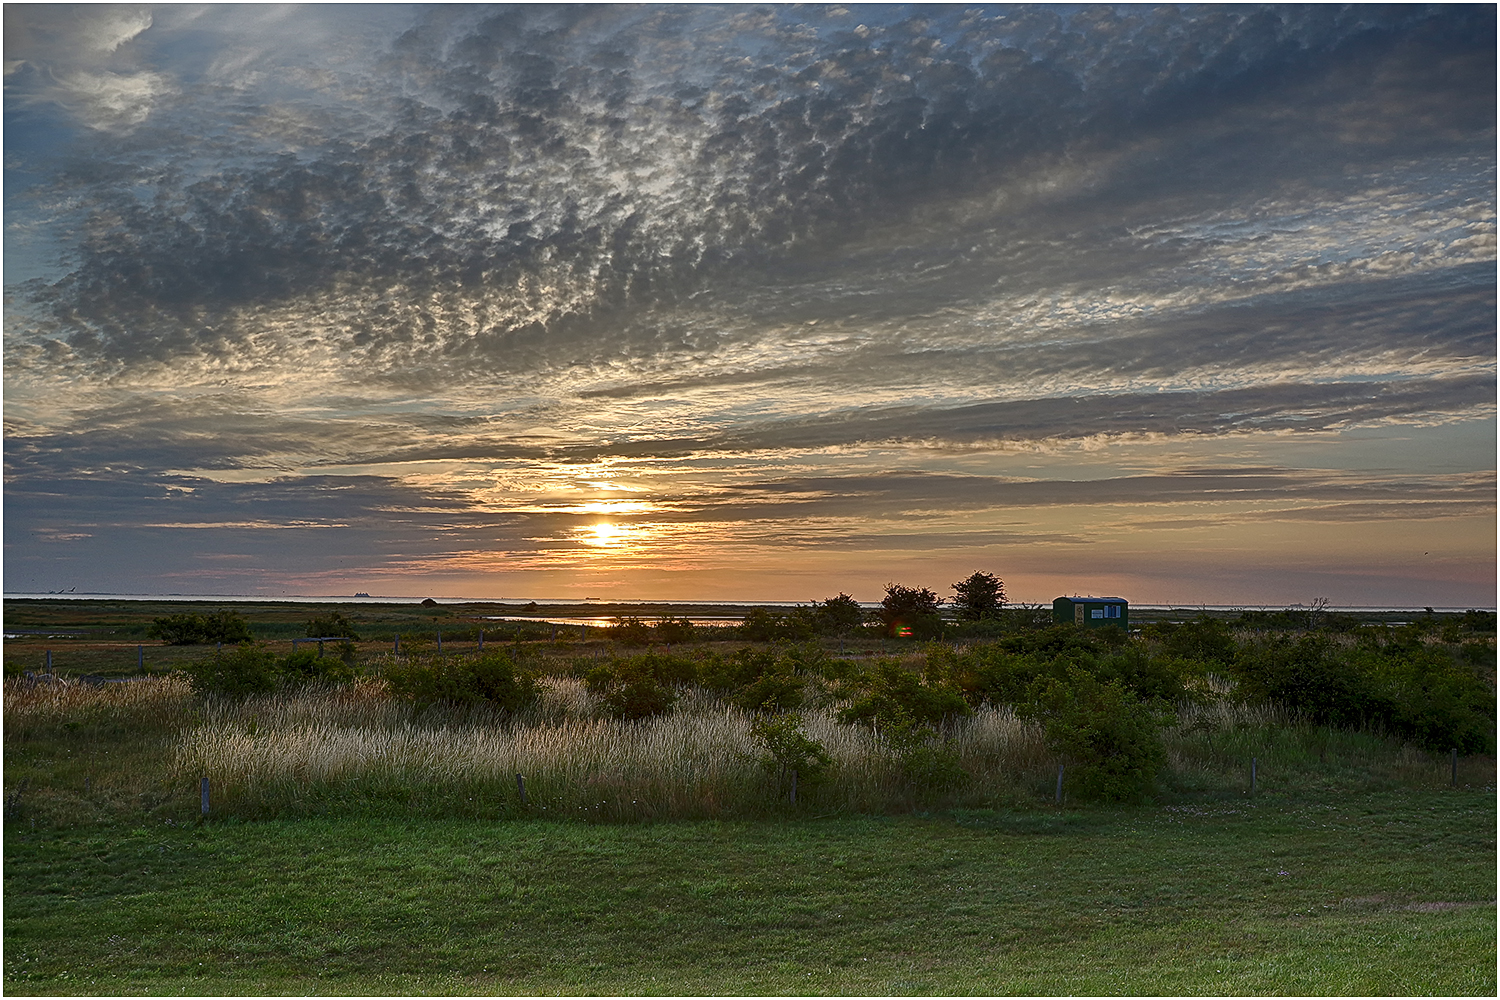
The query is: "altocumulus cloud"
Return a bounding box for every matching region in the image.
[3,4,1494,602]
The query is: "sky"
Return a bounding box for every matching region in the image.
[3,3,1495,607]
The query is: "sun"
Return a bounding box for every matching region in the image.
[585,523,629,547]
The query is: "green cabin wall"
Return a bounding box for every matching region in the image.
[1052,597,1129,630]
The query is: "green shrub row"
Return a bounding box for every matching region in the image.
[386,652,539,712]
[147,610,255,645]
[184,642,356,696]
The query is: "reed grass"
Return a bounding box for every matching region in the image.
[3,674,196,742]
[170,677,1054,820]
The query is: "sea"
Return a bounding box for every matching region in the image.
[3,592,1490,613]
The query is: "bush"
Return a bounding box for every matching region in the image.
[877,583,944,639]
[739,608,816,642]
[654,618,695,644]
[305,611,360,640]
[605,617,654,646]
[183,641,356,697]
[749,712,832,790]
[1143,616,1236,664]
[279,647,357,686]
[814,593,865,635]
[584,652,698,720]
[881,713,967,791]
[1462,609,1496,632]
[700,646,809,713]
[1231,635,1377,728]
[183,644,280,697]
[1019,667,1170,803]
[839,661,969,728]
[732,669,805,713]
[148,610,254,645]
[1231,635,1494,754]
[386,652,538,711]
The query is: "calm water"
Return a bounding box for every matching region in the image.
[4,593,1490,613]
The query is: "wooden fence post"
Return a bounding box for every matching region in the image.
[516,773,527,806]
[1055,764,1064,805]
[1451,748,1458,787]
[1251,757,1257,794]
[200,777,210,817]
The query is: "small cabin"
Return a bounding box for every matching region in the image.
[1053,596,1129,630]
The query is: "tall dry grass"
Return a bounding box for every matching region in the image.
[169,676,1055,819]
[3,675,197,742]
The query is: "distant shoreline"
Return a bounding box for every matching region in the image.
[3,593,1493,614]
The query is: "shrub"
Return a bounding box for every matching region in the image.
[814,593,865,635]
[1143,616,1236,664]
[305,611,360,640]
[1091,646,1196,705]
[839,661,969,728]
[877,583,944,639]
[606,617,654,646]
[881,713,967,791]
[1462,609,1496,632]
[279,647,358,686]
[1231,635,1494,754]
[183,644,281,697]
[148,609,254,645]
[386,652,539,712]
[700,646,809,713]
[1460,640,1494,666]
[739,608,816,642]
[749,712,832,789]
[584,652,697,720]
[654,617,695,644]
[1019,667,1169,803]
[732,669,805,713]
[1231,634,1378,728]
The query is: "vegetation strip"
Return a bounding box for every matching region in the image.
[5,595,1494,994]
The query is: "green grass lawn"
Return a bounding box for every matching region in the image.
[5,788,1493,996]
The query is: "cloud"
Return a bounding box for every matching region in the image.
[4,5,168,131]
[4,5,1494,601]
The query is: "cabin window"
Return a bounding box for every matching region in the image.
[1091,608,1104,619]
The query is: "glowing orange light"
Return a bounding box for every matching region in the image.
[585,523,628,547]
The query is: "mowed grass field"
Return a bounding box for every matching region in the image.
[5,788,1494,997]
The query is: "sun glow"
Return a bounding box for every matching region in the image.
[585,523,631,547]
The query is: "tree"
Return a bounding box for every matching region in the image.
[951,571,1005,620]
[815,593,864,635]
[878,583,943,638]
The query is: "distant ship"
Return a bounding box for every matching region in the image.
[354,592,371,598]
